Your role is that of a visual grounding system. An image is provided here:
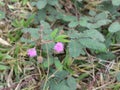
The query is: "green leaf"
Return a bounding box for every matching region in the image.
[82,29,105,42]
[59,81,70,90]
[63,15,77,22]
[24,14,34,27]
[78,73,89,80]
[89,10,96,16]
[43,58,54,68]
[51,28,58,39]
[115,31,120,42]
[20,37,33,43]
[0,1,5,6]
[77,0,83,2]
[46,5,63,21]
[112,0,120,6]
[55,35,69,39]
[68,21,79,28]
[95,11,109,21]
[54,58,63,71]
[63,53,72,66]
[67,77,77,90]
[40,20,52,34]
[108,22,120,33]
[97,51,115,60]
[22,0,28,5]
[40,20,52,41]
[55,70,69,80]
[35,10,46,22]
[36,0,47,9]
[0,53,4,60]
[55,35,69,42]
[0,53,13,60]
[0,10,5,20]
[50,77,76,90]
[96,19,111,27]
[47,0,58,6]
[79,38,106,51]
[55,38,70,42]
[31,2,37,6]
[50,80,70,90]
[79,16,89,27]
[69,40,85,58]
[68,30,80,39]
[86,23,98,29]
[116,72,120,82]
[0,64,9,70]
[98,1,118,15]
[22,28,40,39]
[42,42,55,53]
[3,54,13,59]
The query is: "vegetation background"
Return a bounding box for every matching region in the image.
[0,0,120,90]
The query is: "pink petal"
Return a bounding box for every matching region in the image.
[27,48,37,57]
[54,42,64,53]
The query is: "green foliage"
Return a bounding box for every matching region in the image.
[54,70,69,80]
[0,1,5,6]
[68,29,106,58]
[51,29,70,42]
[80,38,106,51]
[47,0,58,6]
[32,0,58,10]
[54,58,63,71]
[45,5,63,21]
[82,30,105,42]
[0,53,13,60]
[0,64,9,70]
[20,20,53,43]
[21,0,28,5]
[46,70,76,90]
[12,15,34,28]
[51,28,58,39]
[48,77,76,90]
[108,22,120,33]
[78,73,89,80]
[112,0,120,6]
[0,10,5,20]
[116,72,120,82]
[69,40,85,58]
[18,0,120,88]
[67,77,77,90]
[40,20,52,40]
[97,52,115,60]
[115,31,120,42]
[63,53,73,67]
[22,28,40,39]
[2,0,120,89]
[43,57,54,68]
[55,35,69,42]
[8,30,22,43]
[36,0,47,9]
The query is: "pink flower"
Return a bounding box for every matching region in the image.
[27,48,37,57]
[54,42,64,53]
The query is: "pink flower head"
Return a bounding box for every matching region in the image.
[54,42,64,53]
[27,48,37,57]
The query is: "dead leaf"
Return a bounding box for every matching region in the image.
[0,38,11,46]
